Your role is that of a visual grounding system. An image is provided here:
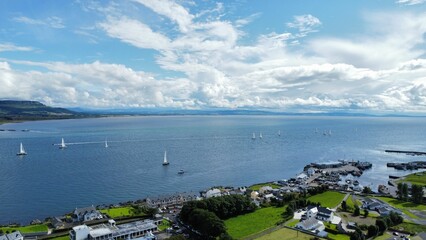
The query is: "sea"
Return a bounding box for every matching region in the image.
[0,115,425,224]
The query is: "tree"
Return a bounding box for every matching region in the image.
[367,225,379,238]
[354,205,360,216]
[389,211,403,226]
[375,219,387,234]
[402,183,409,201]
[363,209,369,218]
[350,228,365,240]
[411,184,424,204]
[362,186,372,194]
[341,200,347,212]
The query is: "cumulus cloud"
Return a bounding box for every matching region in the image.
[13,16,65,28]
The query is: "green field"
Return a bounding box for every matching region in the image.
[225,206,286,239]
[392,222,426,234]
[327,232,350,240]
[255,227,314,240]
[158,219,172,231]
[0,224,48,233]
[284,219,299,227]
[376,197,426,219]
[249,183,282,191]
[100,206,135,218]
[400,171,426,186]
[308,191,346,208]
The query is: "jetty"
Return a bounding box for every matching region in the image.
[386,161,426,170]
[385,149,426,156]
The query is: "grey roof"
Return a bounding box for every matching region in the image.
[317,207,332,215]
[75,206,97,215]
[297,217,322,230]
[6,232,23,240]
[0,235,8,240]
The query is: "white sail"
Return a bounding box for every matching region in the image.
[105,139,108,148]
[278,130,281,136]
[162,150,169,165]
[17,142,27,155]
[252,133,256,140]
[59,138,67,149]
[329,130,332,135]
[259,132,263,139]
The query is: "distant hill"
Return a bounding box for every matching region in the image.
[0,100,89,122]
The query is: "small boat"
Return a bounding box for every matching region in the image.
[178,169,184,174]
[329,130,332,136]
[17,142,27,156]
[259,132,263,139]
[105,139,108,148]
[252,133,256,140]
[278,130,281,136]
[162,151,169,166]
[315,128,318,134]
[59,138,67,149]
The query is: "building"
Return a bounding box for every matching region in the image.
[206,188,222,198]
[0,232,24,240]
[52,216,65,229]
[70,219,157,240]
[316,207,333,222]
[146,192,199,208]
[258,186,273,195]
[296,217,325,232]
[73,206,103,222]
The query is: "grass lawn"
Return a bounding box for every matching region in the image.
[47,235,70,240]
[158,219,172,231]
[327,232,350,240]
[392,222,426,234]
[399,171,426,186]
[249,183,282,191]
[308,191,346,208]
[100,206,135,218]
[373,232,392,240]
[255,227,314,240]
[284,219,299,227]
[225,206,286,239]
[0,224,48,233]
[376,197,426,219]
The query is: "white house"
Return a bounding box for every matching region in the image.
[250,191,259,200]
[206,188,222,198]
[74,206,103,222]
[259,186,273,195]
[296,217,325,232]
[0,232,24,240]
[316,207,334,222]
[307,168,316,176]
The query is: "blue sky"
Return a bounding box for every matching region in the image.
[1,0,426,113]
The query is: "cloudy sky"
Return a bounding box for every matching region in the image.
[1,0,426,113]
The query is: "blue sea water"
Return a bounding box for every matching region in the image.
[0,115,425,224]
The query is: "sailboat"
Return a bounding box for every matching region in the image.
[252,133,256,140]
[278,130,281,136]
[259,132,263,139]
[162,150,169,166]
[59,138,67,149]
[329,130,332,136]
[105,139,108,148]
[17,142,27,156]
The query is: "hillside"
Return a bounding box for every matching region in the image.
[0,100,88,122]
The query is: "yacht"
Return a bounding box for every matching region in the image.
[178,169,184,174]
[17,143,27,156]
[162,151,169,166]
[59,138,67,149]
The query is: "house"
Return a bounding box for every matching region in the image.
[206,188,222,198]
[52,216,65,229]
[296,217,325,232]
[250,191,259,200]
[297,173,308,180]
[73,206,103,222]
[259,186,273,195]
[146,192,199,208]
[316,207,333,222]
[306,206,318,219]
[0,232,24,240]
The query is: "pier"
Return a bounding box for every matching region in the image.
[385,150,426,156]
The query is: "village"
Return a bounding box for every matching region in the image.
[1,160,425,240]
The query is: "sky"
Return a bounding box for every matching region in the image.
[1,0,426,113]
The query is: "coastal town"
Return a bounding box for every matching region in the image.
[1,160,425,240]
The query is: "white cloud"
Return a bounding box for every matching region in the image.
[396,0,426,5]
[287,14,321,36]
[0,43,33,52]
[133,0,194,32]
[13,16,65,29]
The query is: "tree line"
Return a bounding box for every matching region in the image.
[397,182,424,204]
[179,194,257,239]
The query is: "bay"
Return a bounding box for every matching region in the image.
[0,115,425,224]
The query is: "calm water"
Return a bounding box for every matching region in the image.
[0,115,425,224]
